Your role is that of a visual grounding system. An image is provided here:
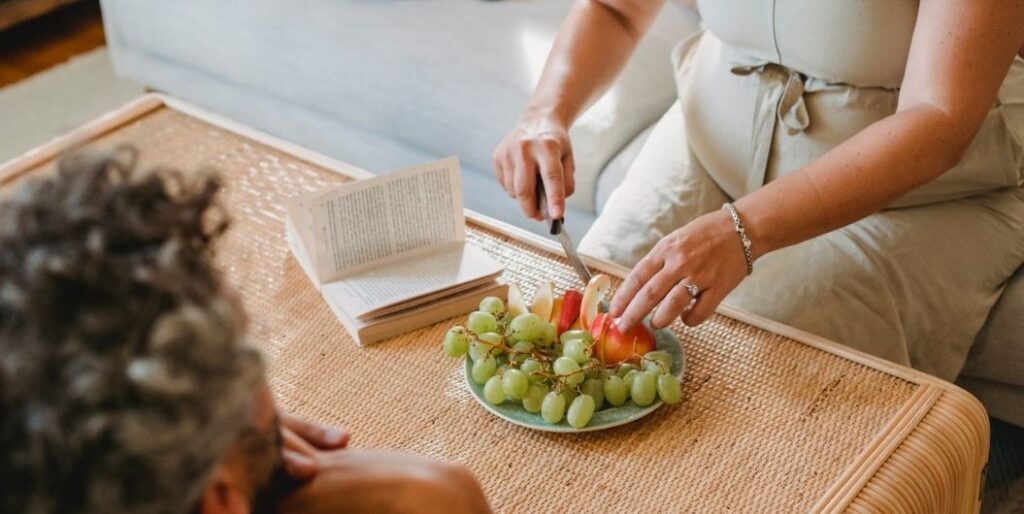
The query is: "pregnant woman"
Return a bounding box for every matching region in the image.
[493,0,1024,382]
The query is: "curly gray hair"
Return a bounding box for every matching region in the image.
[0,149,265,514]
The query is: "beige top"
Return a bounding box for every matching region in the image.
[678,0,1024,206]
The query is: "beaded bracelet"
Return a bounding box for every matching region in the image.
[722,203,754,275]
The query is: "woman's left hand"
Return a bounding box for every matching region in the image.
[609,209,749,331]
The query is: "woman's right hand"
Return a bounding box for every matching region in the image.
[493,115,575,222]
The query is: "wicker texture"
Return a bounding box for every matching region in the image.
[9,104,989,513]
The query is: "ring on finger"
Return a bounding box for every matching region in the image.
[683,282,701,299]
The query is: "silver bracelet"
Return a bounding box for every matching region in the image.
[722,203,754,275]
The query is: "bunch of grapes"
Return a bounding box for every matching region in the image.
[443,295,682,429]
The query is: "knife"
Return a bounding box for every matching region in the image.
[536,182,593,285]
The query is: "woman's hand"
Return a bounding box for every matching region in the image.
[280,413,351,480]
[609,210,748,331]
[493,116,575,221]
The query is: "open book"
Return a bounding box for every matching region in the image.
[286,157,506,345]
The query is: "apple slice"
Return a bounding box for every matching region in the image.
[558,290,583,334]
[579,274,611,332]
[549,295,564,325]
[530,281,554,321]
[506,283,528,318]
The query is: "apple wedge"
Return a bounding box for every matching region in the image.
[506,283,528,318]
[558,290,583,334]
[579,273,611,331]
[530,281,554,321]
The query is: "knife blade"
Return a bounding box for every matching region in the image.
[536,182,593,285]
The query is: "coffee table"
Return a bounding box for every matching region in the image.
[0,94,989,513]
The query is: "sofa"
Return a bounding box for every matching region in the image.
[99,0,1022,427]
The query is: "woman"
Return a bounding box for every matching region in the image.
[493,0,1024,381]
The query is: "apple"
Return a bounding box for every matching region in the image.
[557,290,583,334]
[507,283,528,318]
[590,312,656,365]
[530,281,554,321]
[579,274,611,331]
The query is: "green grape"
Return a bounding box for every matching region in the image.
[443,327,470,358]
[553,357,584,387]
[559,329,593,345]
[567,394,596,429]
[521,358,545,382]
[631,371,658,407]
[467,311,499,335]
[469,332,502,360]
[622,369,640,390]
[471,356,497,385]
[522,382,549,413]
[584,359,606,379]
[478,296,506,317]
[657,374,682,404]
[510,341,534,364]
[581,378,605,410]
[483,375,506,404]
[562,339,592,364]
[603,375,628,406]
[643,351,673,375]
[617,363,640,378]
[502,369,529,400]
[561,387,578,407]
[508,313,544,342]
[541,391,566,424]
[468,341,488,361]
[537,322,557,347]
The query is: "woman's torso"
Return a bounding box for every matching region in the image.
[678,0,1024,206]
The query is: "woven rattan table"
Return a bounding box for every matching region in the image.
[0,95,990,514]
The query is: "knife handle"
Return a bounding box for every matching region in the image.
[535,181,563,236]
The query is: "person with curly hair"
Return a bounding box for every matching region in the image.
[0,149,492,514]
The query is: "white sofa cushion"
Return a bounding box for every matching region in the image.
[101,0,697,214]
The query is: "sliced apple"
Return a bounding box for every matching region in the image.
[506,283,528,318]
[579,273,611,332]
[558,290,583,334]
[549,295,564,325]
[530,281,554,321]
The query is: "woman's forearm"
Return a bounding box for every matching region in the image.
[523,0,665,126]
[737,107,981,259]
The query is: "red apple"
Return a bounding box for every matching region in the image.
[590,313,656,365]
[558,290,583,334]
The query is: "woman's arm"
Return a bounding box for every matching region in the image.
[738,0,1024,257]
[611,0,1024,330]
[493,0,665,220]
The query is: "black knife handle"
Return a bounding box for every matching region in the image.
[535,181,564,236]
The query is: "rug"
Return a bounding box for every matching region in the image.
[0,46,143,162]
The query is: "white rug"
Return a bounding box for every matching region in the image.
[0,47,144,163]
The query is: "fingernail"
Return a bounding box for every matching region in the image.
[325,428,346,444]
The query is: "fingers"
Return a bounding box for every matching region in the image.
[493,150,515,200]
[563,151,576,198]
[614,268,679,332]
[650,281,694,329]
[512,148,541,220]
[609,255,663,319]
[537,142,566,220]
[281,412,351,449]
[282,449,318,480]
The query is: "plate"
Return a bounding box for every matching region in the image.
[464,326,685,432]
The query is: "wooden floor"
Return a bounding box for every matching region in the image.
[0,0,104,88]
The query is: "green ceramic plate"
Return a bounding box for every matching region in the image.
[464,326,685,433]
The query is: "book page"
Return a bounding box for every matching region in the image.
[308,157,464,282]
[325,243,503,318]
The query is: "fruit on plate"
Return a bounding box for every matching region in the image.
[557,290,583,334]
[506,283,528,318]
[441,279,682,430]
[590,312,657,365]
[530,282,554,322]
[579,274,611,333]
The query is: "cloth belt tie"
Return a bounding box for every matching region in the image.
[730,62,812,192]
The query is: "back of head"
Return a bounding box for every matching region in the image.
[0,149,264,514]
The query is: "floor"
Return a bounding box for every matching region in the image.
[0,0,103,88]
